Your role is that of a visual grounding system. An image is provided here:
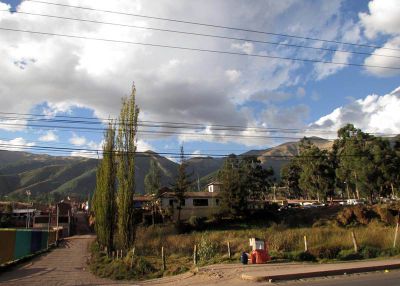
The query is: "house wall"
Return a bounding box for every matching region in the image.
[161,197,220,220]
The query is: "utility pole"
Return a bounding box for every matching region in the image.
[55,204,59,244]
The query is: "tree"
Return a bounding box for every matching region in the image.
[172,146,192,224]
[297,139,335,201]
[144,159,162,225]
[92,122,116,255]
[218,155,249,217]
[241,156,274,201]
[144,159,161,195]
[281,160,302,198]
[116,85,140,250]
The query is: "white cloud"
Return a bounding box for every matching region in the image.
[0,119,28,132]
[136,139,154,152]
[70,150,98,159]
[363,37,400,77]
[311,86,400,135]
[231,42,254,54]
[0,137,35,151]
[38,130,58,142]
[359,0,400,39]
[314,50,352,80]
[69,133,87,146]
[0,0,356,145]
[225,69,241,83]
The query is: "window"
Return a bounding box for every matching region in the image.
[193,199,209,207]
[180,199,185,206]
[169,199,174,206]
[216,199,220,206]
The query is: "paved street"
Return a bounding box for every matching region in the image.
[0,235,127,286]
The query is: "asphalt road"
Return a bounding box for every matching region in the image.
[273,269,400,286]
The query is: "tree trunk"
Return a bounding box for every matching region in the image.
[391,183,395,199]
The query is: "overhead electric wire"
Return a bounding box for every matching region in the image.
[2,9,400,59]
[23,0,400,52]
[0,115,344,135]
[1,27,399,70]
[0,112,397,138]
[0,142,391,159]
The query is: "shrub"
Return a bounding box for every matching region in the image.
[337,249,363,261]
[198,234,218,261]
[360,246,380,259]
[310,246,341,260]
[284,251,316,262]
[374,205,396,225]
[188,216,205,229]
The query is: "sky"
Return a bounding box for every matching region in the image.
[0,0,399,159]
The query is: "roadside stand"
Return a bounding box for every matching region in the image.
[248,237,270,264]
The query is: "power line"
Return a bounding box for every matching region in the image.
[0,115,343,135]
[23,0,400,52]
[0,112,397,138]
[3,9,399,59]
[0,142,390,159]
[1,27,399,70]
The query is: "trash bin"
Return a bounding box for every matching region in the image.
[240,252,248,265]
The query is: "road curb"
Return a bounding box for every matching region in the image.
[241,263,400,282]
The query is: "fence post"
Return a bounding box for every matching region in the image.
[351,231,358,253]
[193,244,198,265]
[304,235,308,252]
[227,241,231,259]
[162,246,166,271]
[394,222,399,248]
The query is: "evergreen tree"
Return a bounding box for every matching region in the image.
[218,155,247,217]
[116,85,140,250]
[144,159,162,225]
[93,122,116,254]
[144,159,161,195]
[173,146,191,224]
[241,156,274,201]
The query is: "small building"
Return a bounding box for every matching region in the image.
[207,181,222,193]
[159,191,220,221]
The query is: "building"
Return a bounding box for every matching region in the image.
[159,190,220,221]
[207,181,222,193]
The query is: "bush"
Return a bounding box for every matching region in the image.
[284,251,316,262]
[374,205,396,225]
[360,246,380,259]
[188,216,205,230]
[337,249,363,261]
[198,234,218,261]
[310,246,341,260]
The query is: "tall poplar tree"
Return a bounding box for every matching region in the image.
[93,122,116,254]
[116,85,139,250]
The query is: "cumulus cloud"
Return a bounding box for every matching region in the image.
[363,37,400,77]
[0,137,35,151]
[358,0,400,77]
[311,86,400,135]
[359,0,400,39]
[38,130,58,142]
[69,133,87,146]
[0,0,348,136]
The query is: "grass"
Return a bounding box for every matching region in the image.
[89,205,400,280]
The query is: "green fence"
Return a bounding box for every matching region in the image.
[0,229,56,265]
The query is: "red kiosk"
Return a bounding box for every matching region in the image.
[249,237,271,264]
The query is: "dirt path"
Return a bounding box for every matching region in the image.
[0,235,129,286]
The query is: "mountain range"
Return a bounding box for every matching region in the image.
[0,137,333,200]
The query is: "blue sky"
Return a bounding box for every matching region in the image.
[0,0,399,159]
